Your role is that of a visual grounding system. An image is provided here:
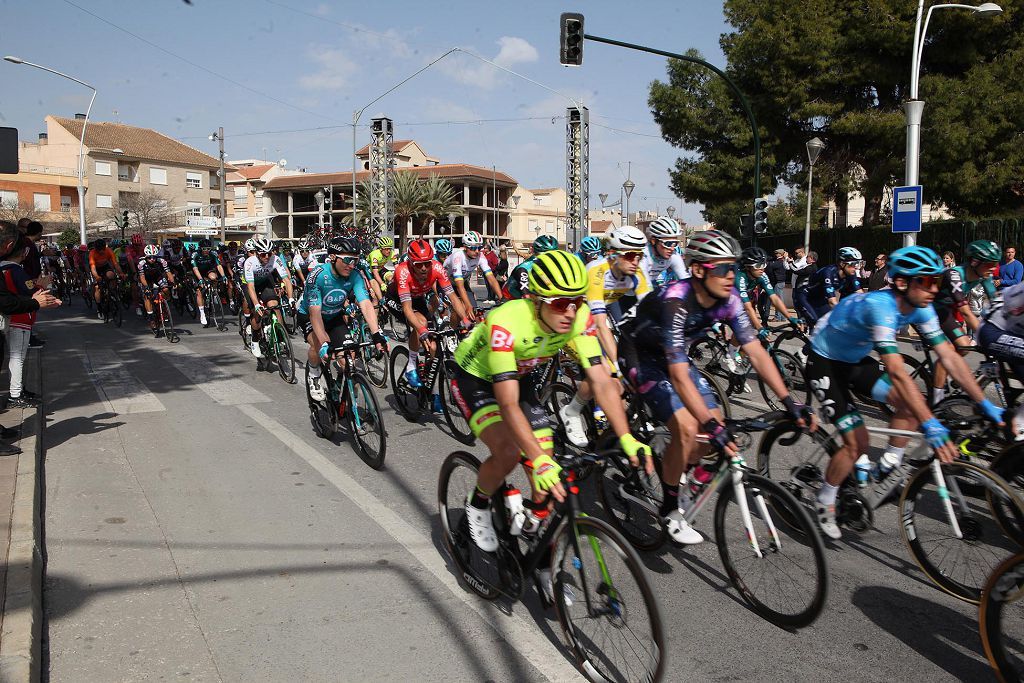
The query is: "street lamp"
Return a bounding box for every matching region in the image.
[209,127,226,242]
[904,1,1002,246]
[666,205,676,219]
[803,137,826,252]
[314,189,325,236]
[622,178,635,225]
[5,55,95,245]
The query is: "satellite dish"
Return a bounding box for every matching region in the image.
[278,158,287,168]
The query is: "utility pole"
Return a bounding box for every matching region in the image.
[209,127,226,243]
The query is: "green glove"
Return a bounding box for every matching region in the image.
[619,434,652,461]
[528,454,562,492]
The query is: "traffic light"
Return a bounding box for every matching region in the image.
[560,13,585,66]
[740,213,753,239]
[753,198,769,235]
[122,210,129,228]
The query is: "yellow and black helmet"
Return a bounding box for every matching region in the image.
[529,249,588,297]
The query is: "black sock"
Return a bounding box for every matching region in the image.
[470,487,491,510]
[660,483,679,517]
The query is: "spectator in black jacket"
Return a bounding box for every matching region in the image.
[17,220,47,348]
[791,251,818,322]
[765,250,789,321]
[868,254,890,291]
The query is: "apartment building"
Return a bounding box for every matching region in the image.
[0,159,83,233]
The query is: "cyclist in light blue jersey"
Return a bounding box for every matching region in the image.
[576,235,604,266]
[805,245,1004,539]
[639,216,688,286]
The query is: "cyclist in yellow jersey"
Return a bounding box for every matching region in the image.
[366,235,395,300]
[454,250,652,600]
[585,225,652,369]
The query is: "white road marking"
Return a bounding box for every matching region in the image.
[236,403,581,683]
[162,344,271,405]
[81,349,166,414]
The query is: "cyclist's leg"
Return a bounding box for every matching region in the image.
[933,309,970,397]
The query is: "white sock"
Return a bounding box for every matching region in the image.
[564,392,587,416]
[817,482,839,506]
[308,364,322,378]
[406,356,417,373]
[199,310,207,323]
[881,447,904,469]
[933,387,946,403]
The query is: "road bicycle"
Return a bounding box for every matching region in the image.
[277,284,299,335]
[377,300,409,343]
[305,337,386,470]
[979,551,1024,682]
[757,420,1024,603]
[172,272,198,320]
[438,446,666,682]
[97,277,123,328]
[198,277,228,331]
[254,303,296,383]
[144,286,178,343]
[349,311,388,388]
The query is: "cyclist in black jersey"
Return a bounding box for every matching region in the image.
[191,239,225,328]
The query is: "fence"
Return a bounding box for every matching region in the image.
[754,217,1024,262]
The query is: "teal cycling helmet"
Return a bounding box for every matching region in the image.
[888,246,944,277]
[532,234,559,254]
[435,238,453,254]
[580,235,603,254]
[966,239,1001,263]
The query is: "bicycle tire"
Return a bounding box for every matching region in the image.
[185,283,198,320]
[160,299,178,343]
[758,348,810,410]
[437,451,503,600]
[358,322,388,388]
[541,381,597,450]
[238,309,251,348]
[755,421,842,529]
[551,514,666,682]
[272,319,296,383]
[439,364,475,446]
[900,460,1024,604]
[386,307,409,343]
[714,471,829,628]
[688,336,727,378]
[598,453,666,552]
[697,368,732,420]
[111,294,123,328]
[388,345,420,419]
[306,363,337,439]
[346,372,387,470]
[770,329,806,356]
[979,551,1024,683]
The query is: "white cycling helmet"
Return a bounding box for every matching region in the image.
[143,244,160,257]
[252,237,273,254]
[648,216,683,239]
[838,246,863,263]
[244,238,256,252]
[462,230,483,248]
[608,225,647,251]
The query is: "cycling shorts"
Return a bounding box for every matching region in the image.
[451,365,551,438]
[95,262,115,280]
[384,292,429,324]
[805,350,891,433]
[936,306,967,340]
[297,311,351,345]
[618,338,718,423]
[978,322,1024,381]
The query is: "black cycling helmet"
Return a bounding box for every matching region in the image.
[327,236,361,255]
[198,238,212,249]
[94,238,106,250]
[739,246,769,267]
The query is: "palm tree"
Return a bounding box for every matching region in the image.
[391,171,425,246]
[419,174,464,238]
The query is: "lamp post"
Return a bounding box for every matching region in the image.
[666,205,676,219]
[904,1,1002,246]
[5,55,95,245]
[622,178,635,226]
[209,127,226,242]
[803,137,826,252]
[314,189,325,236]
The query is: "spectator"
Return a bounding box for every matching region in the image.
[495,247,510,287]
[785,246,808,287]
[792,250,818,321]
[943,251,956,269]
[482,243,499,272]
[868,254,889,290]
[18,221,48,348]
[765,250,789,321]
[1,233,39,409]
[998,245,1022,289]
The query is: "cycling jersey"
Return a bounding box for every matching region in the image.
[639,245,687,286]
[735,268,775,304]
[585,257,652,316]
[89,248,117,270]
[162,247,185,267]
[191,251,220,275]
[292,254,313,276]
[934,265,997,313]
[454,299,602,382]
[801,264,862,308]
[366,248,395,272]
[810,290,946,363]
[242,254,287,289]
[388,260,454,302]
[443,248,492,282]
[504,258,534,300]
[125,245,144,271]
[298,262,369,318]
[619,279,756,366]
[138,257,171,284]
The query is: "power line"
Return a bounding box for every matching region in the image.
[592,122,663,139]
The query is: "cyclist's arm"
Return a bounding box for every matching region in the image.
[743,301,763,330]
[494,378,549,463]
[741,339,793,401]
[89,252,100,280]
[452,278,473,316]
[483,271,502,301]
[879,351,940,426]
[769,292,791,319]
[436,268,470,323]
[192,262,202,280]
[933,340,990,404]
[357,298,382,335]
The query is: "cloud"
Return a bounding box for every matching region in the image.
[442,36,540,89]
[313,2,330,16]
[299,46,356,90]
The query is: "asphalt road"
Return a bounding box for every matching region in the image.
[39,299,1010,682]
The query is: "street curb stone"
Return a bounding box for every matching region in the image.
[0,409,41,683]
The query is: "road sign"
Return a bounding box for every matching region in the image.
[892,185,922,233]
[186,229,218,236]
[186,216,218,228]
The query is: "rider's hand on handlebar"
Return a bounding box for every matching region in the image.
[757,327,771,342]
[701,418,738,457]
[619,434,654,475]
[781,396,818,432]
[921,417,957,463]
[528,454,566,502]
[977,399,1007,427]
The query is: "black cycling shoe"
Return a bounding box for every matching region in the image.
[7,395,39,409]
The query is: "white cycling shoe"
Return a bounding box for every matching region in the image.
[307,373,327,402]
[662,509,703,545]
[250,340,263,358]
[816,503,842,541]
[465,496,498,552]
[537,569,574,608]
[558,405,589,447]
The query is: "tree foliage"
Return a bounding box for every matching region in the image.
[648,0,1024,231]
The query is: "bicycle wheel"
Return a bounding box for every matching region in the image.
[185,284,198,319]
[714,471,829,628]
[238,309,251,348]
[160,299,179,343]
[271,319,296,383]
[697,368,731,420]
[110,294,123,328]
[770,329,806,356]
[284,302,297,335]
[550,515,666,682]
[901,460,1024,603]
[306,363,337,439]
[439,364,475,446]
[358,323,388,388]
[758,349,810,410]
[82,284,93,310]
[542,381,597,451]
[346,372,386,470]
[388,345,419,419]
[437,451,503,600]
[386,307,409,343]
[979,552,1024,683]
[598,452,666,552]
[688,337,726,377]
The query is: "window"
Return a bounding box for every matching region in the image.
[234,209,249,218]
[186,202,203,217]
[545,220,555,234]
[117,163,135,181]
[149,167,167,185]
[186,171,202,189]
[95,161,111,176]
[0,190,16,208]
[33,193,51,211]
[95,194,112,209]
[528,219,539,233]
[61,196,72,212]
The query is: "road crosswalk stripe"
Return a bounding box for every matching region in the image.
[81,349,166,414]
[162,344,271,405]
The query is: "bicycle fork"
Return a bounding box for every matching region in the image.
[929,459,965,539]
[730,459,782,558]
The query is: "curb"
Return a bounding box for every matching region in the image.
[0,409,41,683]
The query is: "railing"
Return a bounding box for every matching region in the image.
[19,164,79,178]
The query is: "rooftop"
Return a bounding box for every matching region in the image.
[263,163,517,190]
[51,116,226,170]
[228,164,276,182]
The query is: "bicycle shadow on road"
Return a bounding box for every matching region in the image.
[851,584,991,679]
[43,412,122,450]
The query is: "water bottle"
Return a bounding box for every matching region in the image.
[522,508,549,535]
[687,465,713,497]
[854,454,872,488]
[592,407,608,432]
[505,488,525,536]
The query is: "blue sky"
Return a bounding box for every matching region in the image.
[1,0,730,225]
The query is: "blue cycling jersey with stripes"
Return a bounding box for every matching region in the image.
[298,262,369,318]
[802,264,862,308]
[810,289,946,363]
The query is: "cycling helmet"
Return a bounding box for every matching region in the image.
[580,235,603,254]
[462,231,484,248]
[377,235,394,249]
[143,244,160,257]
[740,246,770,267]
[130,233,143,246]
[648,216,683,239]
[252,237,273,254]
[532,234,559,254]
[608,225,647,251]
[966,239,1001,262]
[244,238,256,252]
[435,238,453,255]
[838,246,863,263]
[407,239,434,263]
[887,246,945,278]
[94,239,107,251]
[328,236,361,255]
[198,238,212,249]
[529,250,588,297]
[684,230,741,266]
[169,238,182,248]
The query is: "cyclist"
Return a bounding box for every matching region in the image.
[89,238,125,310]
[300,236,387,401]
[434,238,453,264]
[292,244,315,281]
[161,238,188,282]
[384,239,472,395]
[366,235,396,301]
[796,246,865,325]
[735,246,799,338]
[243,236,294,362]
[576,235,604,266]
[454,249,652,599]
[444,230,503,316]
[931,239,999,402]
[235,239,255,329]
[504,235,559,300]
[805,246,1004,539]
[585,225,652,368]
[640,216,688,286]
[138,244,175,337]
[191,238,225,328]
[980,280,1024,437]
[125,234,145,316]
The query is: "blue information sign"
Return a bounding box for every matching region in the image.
[892,185,923,233]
